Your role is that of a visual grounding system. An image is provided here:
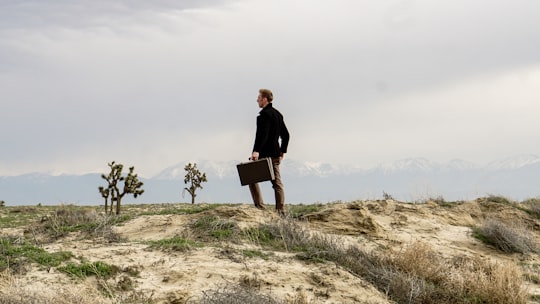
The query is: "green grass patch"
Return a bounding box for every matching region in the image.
[242,249,271,260]
[0,206,54,228]
[0,237,73,272]
[191,216,237,241]
[148,236,201,252]
[242,226,280,247]
[58,261,118,279]
[287,203,325,218]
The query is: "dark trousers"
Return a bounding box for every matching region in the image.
[248,157,284,211]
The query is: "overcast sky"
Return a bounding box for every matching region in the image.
[1,0,540,177]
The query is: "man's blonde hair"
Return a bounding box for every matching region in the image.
[259,89,273,102]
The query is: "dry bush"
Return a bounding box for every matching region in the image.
[522,198,540,217]
[445,255,527,304]
[0,271,108,304]
[198,284,283,304]
[261,219,528,304]
[473,218,537,253]
[392,242,446,283]
[36,205,125,242]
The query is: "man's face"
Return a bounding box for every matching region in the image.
[257,94,267,108]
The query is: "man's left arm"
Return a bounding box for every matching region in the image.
[280,121,290,157]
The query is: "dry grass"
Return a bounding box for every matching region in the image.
[259,219,530,304]
[35,205,125,242]
[197,284,283,304]
[0,271,108,304]
[522,198,540,218]
[473,218,537,254]
[1,201,537,304]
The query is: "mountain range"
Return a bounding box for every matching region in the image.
[1,155,540,206]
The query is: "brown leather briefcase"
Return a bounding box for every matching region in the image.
[236,158,275,186]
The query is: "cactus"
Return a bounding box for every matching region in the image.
[99,161,144,215]
[183,163,207,204]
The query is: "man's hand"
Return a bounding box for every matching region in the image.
[250,151,259,161]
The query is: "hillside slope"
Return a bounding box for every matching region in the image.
[1,198,539,303]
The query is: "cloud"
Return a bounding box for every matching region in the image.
[1,0,540,176]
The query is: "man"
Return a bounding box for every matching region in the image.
[249,88,290,216]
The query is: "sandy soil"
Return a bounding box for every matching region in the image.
[1,199,539,303]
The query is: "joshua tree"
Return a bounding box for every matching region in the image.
[183,163,207,204]
[99,161,144,215]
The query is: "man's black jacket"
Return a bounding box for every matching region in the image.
[253,103,290,158]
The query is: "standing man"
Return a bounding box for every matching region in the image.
[249,88,290,217]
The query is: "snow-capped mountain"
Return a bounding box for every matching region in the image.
[443,159,478,171]
[371,157,437,174]
[1,155,540,205]
[486,154,540,170]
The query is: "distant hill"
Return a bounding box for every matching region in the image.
[1,155,540,205]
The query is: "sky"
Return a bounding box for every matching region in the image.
[1,0,540,177]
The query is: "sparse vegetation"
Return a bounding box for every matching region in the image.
[191,216,237,241]
[242,249,271,260]
[286,203,324,219]
[0,200,537,304]
[472,218,537,253]
[199,284,283,304]
[485,194,513,205]
[148,236,201,252]
[382,191,394,200]
[58,261,118,279]
[251,219,529,304]
[183,163,208,204]
[0,237,72,274]
[99,161,144,215]
[0,200,5,207]
[522,197,540,218]
[36,205,126,242]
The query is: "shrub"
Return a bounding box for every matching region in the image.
[36,205,127,242]
[486,195,512,205]
[257,219,528,303]
[191,216,237,241]
[0,271,108,304]
[198,284,283,304]
[472,218,537,253]
[0,237,72,274]
[58,261,118,279]
[286,204,324,219]
[522,198,540,218]
[148,236,201,252]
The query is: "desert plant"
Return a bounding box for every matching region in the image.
[382,191,394,200]
[522,198,540,218]
[58,261,118,279]
[0,201,5,207]
[99,161,144,215]
[0,237,73,274]
[0,270,108,304]
[286,204,324,219]
[35,205,124,242]
[183,163,207,204]
[148,236,201,252]
[486,195,512,205]
[472,218,537,253]
[191,216,236,241]
[198,284,283,304]
[256,218,528,304]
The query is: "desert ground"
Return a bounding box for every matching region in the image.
[1,197,539,303]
